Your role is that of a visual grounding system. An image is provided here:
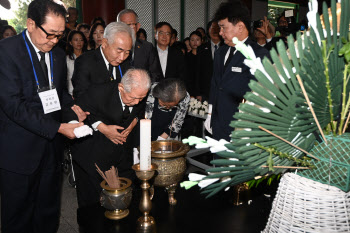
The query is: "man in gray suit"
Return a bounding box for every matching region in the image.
[117,9,162,82]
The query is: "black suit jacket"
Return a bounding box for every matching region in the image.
[194,41,223,99]
[0,31,73,174]
[69,82,145,176]
[155,45,186,80]
[209,38,269,140]
[128,39,162,82]
[72,47,131,99]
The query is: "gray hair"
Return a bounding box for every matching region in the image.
[103,22,136,46]
[116,9,139,22]
[121,68,151,93]
[153,79,187,103]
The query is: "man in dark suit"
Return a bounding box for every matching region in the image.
[72,22,133,99]
[117,9,162,83]
[205,1,269,141]
[0,1,85,232]
[195,20,223,102]
[68,69,151,209]
[154,22,186,80]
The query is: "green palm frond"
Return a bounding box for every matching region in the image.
[201,0,350,198]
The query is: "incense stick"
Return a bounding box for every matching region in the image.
[296,75,327,144]
[95,163,121,188]
[259,126,320,161]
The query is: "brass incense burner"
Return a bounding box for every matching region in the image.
[151,140,190,205]
[100,177,132,220]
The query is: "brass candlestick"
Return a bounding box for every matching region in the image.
[132,163,158,229]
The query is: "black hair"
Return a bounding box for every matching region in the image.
[88,22,105,49]
[171,41,186,54]
[136,28,147,40]
[27,0,67,26]
[153,78,187,103]
[206,21,214,33]
[77,23,90,31]
[0,25,17,40]
[67,7,78,15]
[213,0,251,32]
[155,22,173,31]
[172,28,178,38]
[183,37,190,42]
[91,17,106,27]
[189,31,202,40]
[66,30,87,60]
[196,27,205,33]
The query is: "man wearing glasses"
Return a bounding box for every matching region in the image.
[117,9,162,82]
[154,22,186,80]
[0,0,85,232]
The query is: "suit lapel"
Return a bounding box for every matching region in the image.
[24,33,49,88]
[95,48,110,82]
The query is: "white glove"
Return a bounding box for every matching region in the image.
[204,104,213,134]
[157,136,166,141]
[73,125,93,138]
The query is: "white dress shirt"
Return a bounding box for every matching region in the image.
[157,45,168,77]
[210,40,220,60]
[100,47,116,79]
[66,54,76,95]
[224,36,249,64]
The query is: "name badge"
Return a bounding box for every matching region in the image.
[38,88,61,114]
[231,67,242,73]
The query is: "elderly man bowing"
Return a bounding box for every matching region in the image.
[0,0,86,232]
[68,68,151,209]
[72,22,134,98]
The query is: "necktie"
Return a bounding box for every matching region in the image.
[122,106,130,122]
[38,51,49,86]
[224,47,235,71]
[108,63,114,81]
[214,44,218,52]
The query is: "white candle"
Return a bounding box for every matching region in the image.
[140,119,151,170]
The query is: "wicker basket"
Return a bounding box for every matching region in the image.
[262,173,350,233]
[299,133,350,192]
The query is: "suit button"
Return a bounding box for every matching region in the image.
[219,88,223,91]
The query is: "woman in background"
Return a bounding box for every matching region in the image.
[66,30,87,96]
[136,28,147,41]
[77,23,90,44]
[0,25,16,40]
[88,23,105,50]
[185,31,202,96]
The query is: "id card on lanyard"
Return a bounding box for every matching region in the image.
[22,31,61,114]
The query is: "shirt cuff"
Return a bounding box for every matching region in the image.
[266,37,272,43]
[69,120,79,124]
[92,121,102,131]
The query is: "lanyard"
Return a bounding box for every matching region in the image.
[118,66,123,78]
[22,31,54,90]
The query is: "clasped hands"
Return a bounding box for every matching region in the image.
[98,118,137,145]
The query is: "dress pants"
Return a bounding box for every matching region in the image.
[0,146,62,233]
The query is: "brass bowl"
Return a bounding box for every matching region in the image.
[100,178,132,220]
[150,140,190,205]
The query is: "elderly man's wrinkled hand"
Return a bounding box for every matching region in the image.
[98,123,126,145]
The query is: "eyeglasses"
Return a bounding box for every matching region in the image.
[158,31,171,36]
[158,100,177,112]
[37,24,65,40]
